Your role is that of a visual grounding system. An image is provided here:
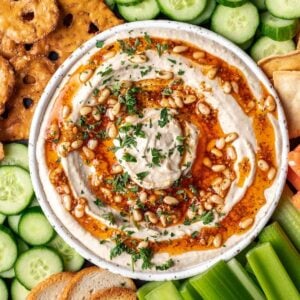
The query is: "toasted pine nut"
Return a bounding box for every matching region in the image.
[265,95,276,112]
[137,241,149,249]
[212,164,226,172]
[163,196,179,206]
[133,209,143,222]
[209,194,224,205]
[139,191,148,203]
[207,67,218,79]
[82,146,95,160]
[114,195,123,203]
[215,138,225,150]
[206,139,216,151]
[239,217,253,229]
[231,81,239,94]
[160,98,170,107]
[213,234,222,248]
[203,157,212,168]
[246,100,256,113]
[226,146,237,160]
[204,202,213,210]
[145,211,158,224]
[79,69,93,83]
[267,167,276,180]
[222,81,232,94]
[187,208,196,219]
[62,105,71,119]
[48,122,60,140]
[87,139,98,150]
[103,50,116,61]
[80,106,92,116]
[157,70,174,80]
[198,102,210,115]
[125,115,138,123]
[173,96,184,108]
[107,98,117,106]
[57,142,71,157]
[111,164,123,174]
[198,203,204,215]
[101,187,112,198]
[129,54,148,64]
[91,174,102,187]
[112,102,121,116]
[92,107,101,121]
[107,122,118,139]
[173,45,188,53]
[74,204,84,218]
[168,98,177,108]
[107,108,115,121]
[225,132,238,143]
[184,94,197,104]
[160,215,168,227]
[212,177,223,186]
[193,51,205,59]
[71,140,83,150]
[221,178,231,191]
[211,148,223,158]
[121,80,133,89]
[62,194,72,211]
[98,88,110,104]
[258,159,269,172]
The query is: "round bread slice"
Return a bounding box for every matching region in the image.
[91,287,137,300]
[27,272,73,300]
[60,266,136,300]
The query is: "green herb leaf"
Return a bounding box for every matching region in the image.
[158,108,170,128]
[96,40,104,48]
[155,259,174,270]
[123,153,137,163]
[137,171,149,181]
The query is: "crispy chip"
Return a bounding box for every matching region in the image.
[258,50,300,78]
[0,55,15,115]
[0,55,55,141]
[0,0,60,44]
[273,71,300,139]
[0,33,25,59]
[0,143,4,161]
[27,0,123,66]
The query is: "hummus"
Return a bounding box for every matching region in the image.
[36,27,283,273]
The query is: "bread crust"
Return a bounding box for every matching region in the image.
[91,287,137,300]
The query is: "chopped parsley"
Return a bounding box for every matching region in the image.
[94,198,105,207]
[155,132,162,140]
[102,212,116,225]
[140,66,152,77]
[155,259,174,271]
[158,108,170,128]
[184,211,214,225]
[150,148,166,167]
[137,171,149,181]
[156,43,168,56]
[168,58,177,64]
[96,40,104,48]
[108,172,130,193]
[119,87,140,115]
[144,32,152,45]
[191,231,199,239]
[162,87,173,96]
[98,67,113,77]
[123,153,137,163]
[118,38,140,56]
[178,69,185,75]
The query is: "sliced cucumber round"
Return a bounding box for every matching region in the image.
[238,37,254,50]
[8,214,21,234]
[250,36,296,62]
[0,166,33,215]
[0,267,15,279]
[11,279,30,300]
[14,247,63,290]
[266,0,300,20]
[217,0,247,8]
[0,213,5,225]
[115,0,141,5]
[0,278,8,300]
[251,0,266,11]
[0,225,18,272]
[158,0,207,21]
[17,238,29,254]
[18,207,55,246]
[189,0,216,25]
[260,12,298,41]
[118,0,160,21]
[48,234,84,272]
[0,143,29,170]
[211,3,259,44]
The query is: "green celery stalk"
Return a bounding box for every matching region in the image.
[247,243,300,300]
[259,222,300,289]
[190,260,254,300]
[137,282,164,300]
[145,281,183,300]
[227,259,266,300]
[272,185,300,251]
[180,280,202,300]
[235,242,257,266]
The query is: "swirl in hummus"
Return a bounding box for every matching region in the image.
[37,28,283,272]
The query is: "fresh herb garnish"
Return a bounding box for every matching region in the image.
[102,212,116,225]
[98,67,113,77]
[137,171,149,181]
[150,148,166,167]
[155,132,162,140]
[96,40,104,48]
[144,32,152,45]
[156,43,168,56]
[94,198,105,207]
[140,66,152,77]
[123,153,137,163]
[158,108,170,128]
[155,259,174,271]
[162,87,173,96]
[119,87,140,114]
[109,172,130,193]
[178,69,185,75]
[168,58,177,64]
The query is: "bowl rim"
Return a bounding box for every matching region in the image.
[29,20,289,281]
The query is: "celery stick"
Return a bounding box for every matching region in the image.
[259,222,300,289]
[180,280,202,300]
[137,282,163,300]
[247,243,300,300]
[235,242,257,266]
[190,260,254,300]
[227,259,266,300]
[272,185,300,251]
[145,281,183,300]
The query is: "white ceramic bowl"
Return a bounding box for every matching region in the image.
[29,20,289,281]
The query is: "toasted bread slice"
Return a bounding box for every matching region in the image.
[27,272,73,300]
[60,266,136,300]
[91,287,137,300]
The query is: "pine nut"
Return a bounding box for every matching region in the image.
[72,126,78,134]
[221,178,231,191]
[62,194,72,211]
[98,88,110,104]
[79,69,93,83]
[173,45,188,53]
[258,159,269,172]
[231,81,239,94]
[157,70,174,80]
[91,174,102,187]
[239,217,253,229]
[198,102,210,115]
[92,107,101,121]
[265,95,276,112]
[112,102,121,116]
[213,234,222,247]
[212,164,226,172]
[62,105,71,119]
[225,132,238,143]
[267,167,276,180]
[198,203,204,215]
[87,139,98,150]
[168,98,177,108]
[223,168,235,180]
[137,241,149,249]
[246,100,256,113]
[193,51,205,59]
[71,139,83,150]
[107,108,115,121]
[184,94,197,104]
[160,215,168,227]
[139,191,148,203]
[222,81,232,94]
[129,54,148,64]
[207,139,216,151]
[101,187,112,198]
[82,146,95,160]
[125,115,138,123]
[103,50,116,61]
[62,184,71,194]
[211,148,223,158]
[133,209,143,222]
[111,164,123,174]
[204,202,213,210]
[226,146,237,160]
[163,196,179,206]
[173,95,184,108]
[57,142,70,157]
[209,194,224,205]
[114,195,123,203]
[207,67,218,79]
[74,204,84,218]
[203,157,212,168]
[107,98,117,106]
[187,208,196,219]
[216,138,225,150]
[212,177,223,186]
[80,106,92,116]
[121,80,133,89]
[145,211,158,224]
[48,122,60,140]
[107,122,118,139]
[160,98,169,107]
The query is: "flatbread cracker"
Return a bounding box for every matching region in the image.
[0,143,4,161]
[0,55,55,141]
[273,71,300,139]
[28,0,123,66]
[0,33,25,59]
[258,50,300,78]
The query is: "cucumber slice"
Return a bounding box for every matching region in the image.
[17,238,29,254]
[0,267,15,279]
[0,143,29,170]
[190,260,255,300]
[18,207,55,246]
[250,36,296,62]
[272,185,300,251]
[260,12,298,41]
[47,234,84,272]
[105,0,115,9]
[145,281,182,300]
[247,243,300,299]
[118,0,160,21]
[14,247,63,290]
[211,3,259,44]
[227,259,265,300]
[0,213,5,225]
[259,222,300,288]
[189,0,216,25]
[238,37,254,50]
[251,0,266,11]
[266,0,300,20]
[180,280,201,300]
[0,278,8,300]
[11,279,30,300]
[8,214,21,234]
[0,166,33,215]
[217,0,247,8]
[116,0,141,4]
[137,282,163,300]
[0,225,18,272]
[157,0,207,21]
